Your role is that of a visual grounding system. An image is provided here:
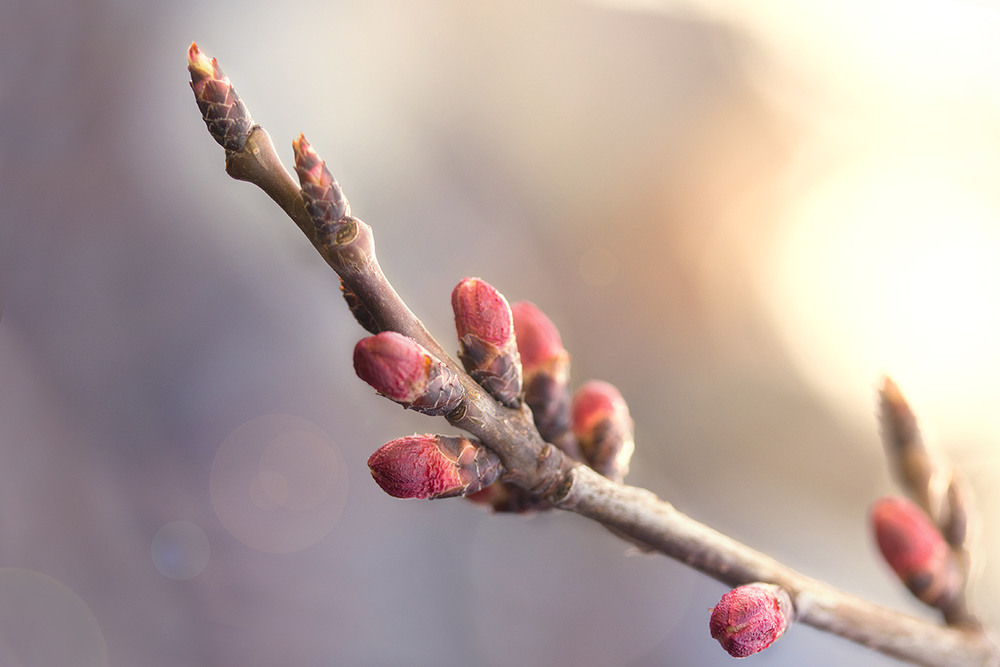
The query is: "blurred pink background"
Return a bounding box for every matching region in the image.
[2,0,999,665]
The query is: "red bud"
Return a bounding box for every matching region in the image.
[353,332,464,415]
[571,380,634,483]
[451,278,522,406]
[870,496,963,608]
[187,43,253,153]
[368,435,503,499]
[709,583,792,658]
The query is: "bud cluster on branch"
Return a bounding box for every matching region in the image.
[187,44,999,666]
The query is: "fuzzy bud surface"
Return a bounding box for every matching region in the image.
[354,332,464,415]
[709,583,792,658]
[368,435,503,499]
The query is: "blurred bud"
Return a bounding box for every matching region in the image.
[512,301,573,446]
[871,496,963,609]
[341,280,381,334]
[368,434,503,499]
[878,376,938,519]
[353,332,464,416]
[709,583,792,658]
[187,43,253,153]
[292,134,350,231]
[451,278,522,407]
[571,380,634,483]
[941,472,971,549]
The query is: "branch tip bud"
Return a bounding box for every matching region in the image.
[368,434,503,499]
[710,583,792,658]
[187,42,253,153]
[353,332,464,415]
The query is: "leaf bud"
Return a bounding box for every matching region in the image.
[353,332,464,415]
[292,133,351,232]
[187,42,253,153]
[709,583,793,658]
[368,434,503,499]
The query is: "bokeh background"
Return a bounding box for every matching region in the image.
[3,0,1000,665]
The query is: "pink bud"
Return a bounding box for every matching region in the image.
[571,380,635,483]
[368,435,503,499]
[293,134,350,227]
[353,332,464,415]
[870,496,962,608]
[451,278,522,406]
[187,43,253,153]
[709,583,792,658]
[512,301,573,445]
[452,277,514,348]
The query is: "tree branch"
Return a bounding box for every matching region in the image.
[187,45,999,666]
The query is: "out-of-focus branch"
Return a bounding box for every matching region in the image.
[187,44,999,666]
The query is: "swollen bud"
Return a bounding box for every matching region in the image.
[870,496,963,609]
[512,301,573,446]
[368,434,503,499]
[353,332,464,415]
[709,583,793,658]
[452,278,522,407]
[571,380,635,483]
[187,43,253,153]
[292,134,351,232]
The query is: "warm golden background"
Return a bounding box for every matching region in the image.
[2,0,999,665]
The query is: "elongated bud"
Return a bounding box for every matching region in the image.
[368,435,503,499]
[871,496,963,609]
[572,380,634,483]
[878,376,939,519]
[452,278,522,407]
[512,301,574,447]
[292,134,351,232]
[354,332,464,415]
[187,43,253,153]
[710,583,793,658]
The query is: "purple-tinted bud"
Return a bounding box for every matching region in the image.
[292,133,350,233]
[353,332,464,415]
[368,434,503,499]
[187,43,253,153]
[451,278,522,407]
[571,380,634,483]
[871,496,963,608]
[710,583,792,658]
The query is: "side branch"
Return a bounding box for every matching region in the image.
[557,466,999,667]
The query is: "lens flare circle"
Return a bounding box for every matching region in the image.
[211,414,349,553]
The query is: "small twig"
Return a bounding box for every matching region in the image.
[187,45,999,666]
